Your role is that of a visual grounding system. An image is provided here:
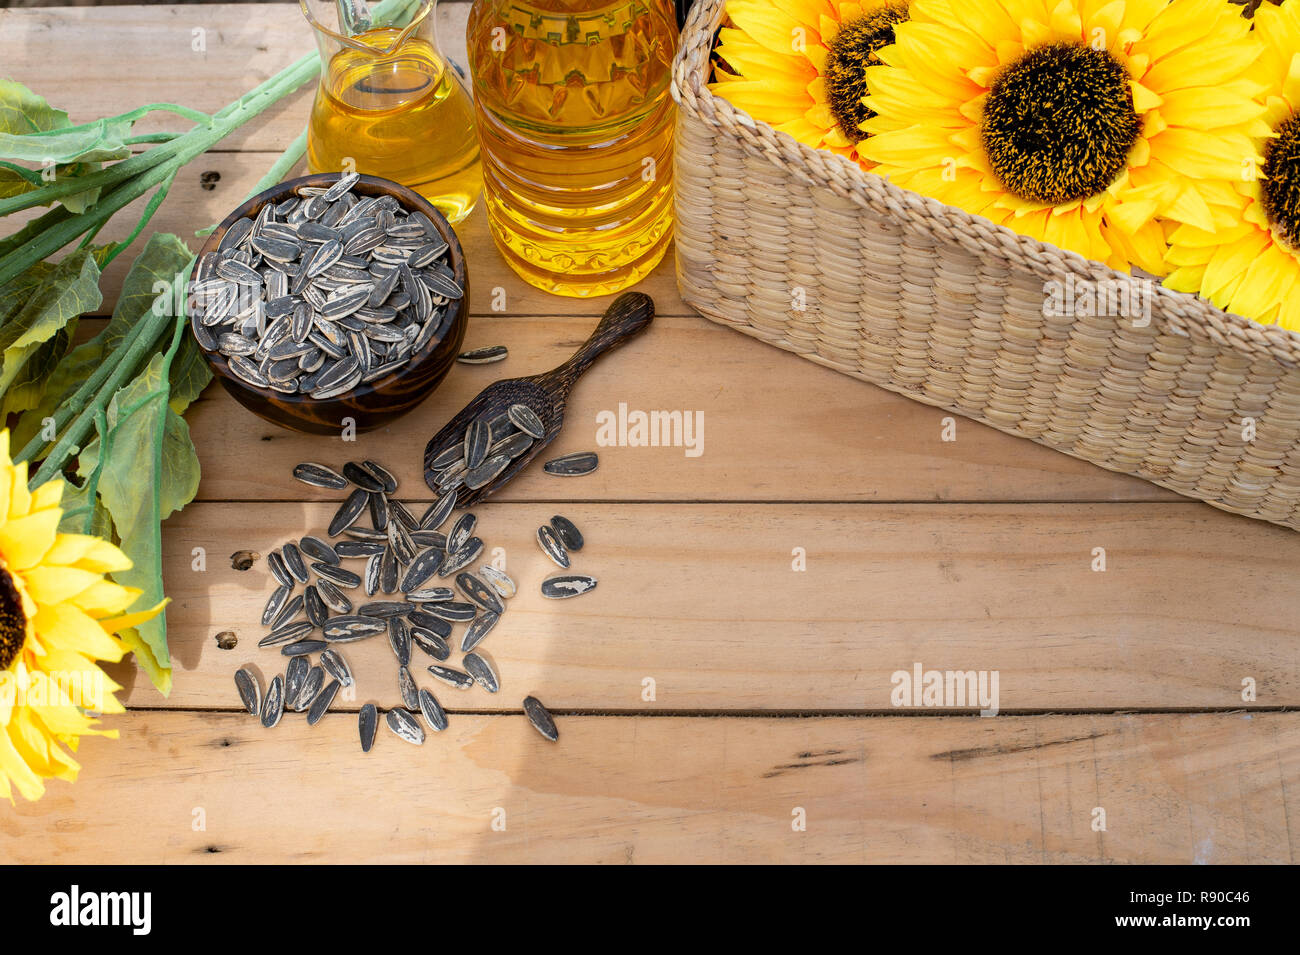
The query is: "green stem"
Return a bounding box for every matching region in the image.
[99,168,179,269]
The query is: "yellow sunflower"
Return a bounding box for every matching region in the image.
[709,0,930,168]
[860,0,1269,275]
[0,431,163,802]
[1164,0,1300,330]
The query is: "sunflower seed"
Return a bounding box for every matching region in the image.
[456,572,504,615]
[463,652,499,693]
[508,403,545,439]
[322,171,359,201]
[313,562,362,588]
[398,665,420,709]
[218,332,258,357]
[411,530,448,550]
[328,488,369,536]
[421,267,463,299]
[428,444,465,472]
[299,535,338,565]
[222,216,254,250]
[359,703,378,752]
[262,583,292,626]
[270,594,305,631]
[285,655,309,706]
[389,500,418,532]
[343,460,383,492]
[448,513,477,552]
[479,565,517,600]
[412,628,451,661]
[261,675,285,728]
[251,235,299,262]
[259,620,312,647]
[543,451,599,476]
[315,577,353,614]
[465,417,491,470]
[370,492,391,531]
[389,617,413,666]
[422,600,477,622]
[336,540,385,558]
[439,537,483,577]
[307,678,340,725]
[427,664,474,690]
[407,586,454,603]
[523,696,558,741]
[235,667,261,715]
[293,665,325,711]
[360,600,411,618]
[457,345,508,364]
[320,648,353,688]
[419,492,457,533]
[267,550,292,587]
[380,545,398,594]
[281,542,309,582]
[550,515,584,552]
[304,585,328,628]
[400,547,443,592]
[388,517,416,564]
[541,575,598,599]
[417,689,448,731]
[344,527,388,542]
[282,638,327,657]
[490,431,533,459]
[364,553,381,596]
[305,239,343,277]
[387,707,425,744]
[461,612,499,653]
[536,524,570,569]
[323,614,387,641]
[408,611,453,637]
[465,453,512,491]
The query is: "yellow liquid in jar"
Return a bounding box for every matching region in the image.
[467,0,677,297]
[308,30,483,224]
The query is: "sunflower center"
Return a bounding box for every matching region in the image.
[824,2,910,143]
[0,568,26,671]
[1261,113,1300,250]
[981,43,1142,205]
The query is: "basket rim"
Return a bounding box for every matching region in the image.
[670,0,1300,368]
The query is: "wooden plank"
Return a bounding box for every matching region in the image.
[122,501,1300,709]
[2,711,1293,863]
[183,309,1178,503]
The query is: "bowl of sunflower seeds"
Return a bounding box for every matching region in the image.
[190,171,469,434]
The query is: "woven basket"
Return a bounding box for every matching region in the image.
[670,0,1300,531]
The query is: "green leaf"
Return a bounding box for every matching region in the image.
[166,331,211,415]
[56,472,113,539]
[0,250,100,397]
[0,321,75,417]
[78,351,201,678]
[11,233,191,451]
[0,79,70,137]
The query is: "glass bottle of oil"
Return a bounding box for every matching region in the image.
[302,0,482,224]
[467,0,678,297]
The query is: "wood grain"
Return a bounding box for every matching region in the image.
[121,501,1300,710]
[1,710,1293,863]
[182,309,1181,503]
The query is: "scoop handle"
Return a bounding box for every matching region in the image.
[547,292,656,386]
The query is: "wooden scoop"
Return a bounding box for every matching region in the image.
[422,292,655,507]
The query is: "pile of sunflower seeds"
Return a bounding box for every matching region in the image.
[233,458,566,749]
[190,171,464,399]
[429,401,546,494]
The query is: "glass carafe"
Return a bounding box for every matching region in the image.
[302,0,482,224]
[467,0,678,297]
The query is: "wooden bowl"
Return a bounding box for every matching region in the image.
[193,173,469,435]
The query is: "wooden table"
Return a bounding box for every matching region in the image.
[2,2,1298,864]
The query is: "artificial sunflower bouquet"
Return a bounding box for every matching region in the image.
[709,0,1300,331]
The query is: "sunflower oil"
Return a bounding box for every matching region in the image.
[467,0,678,297]
[307,28,482,224]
